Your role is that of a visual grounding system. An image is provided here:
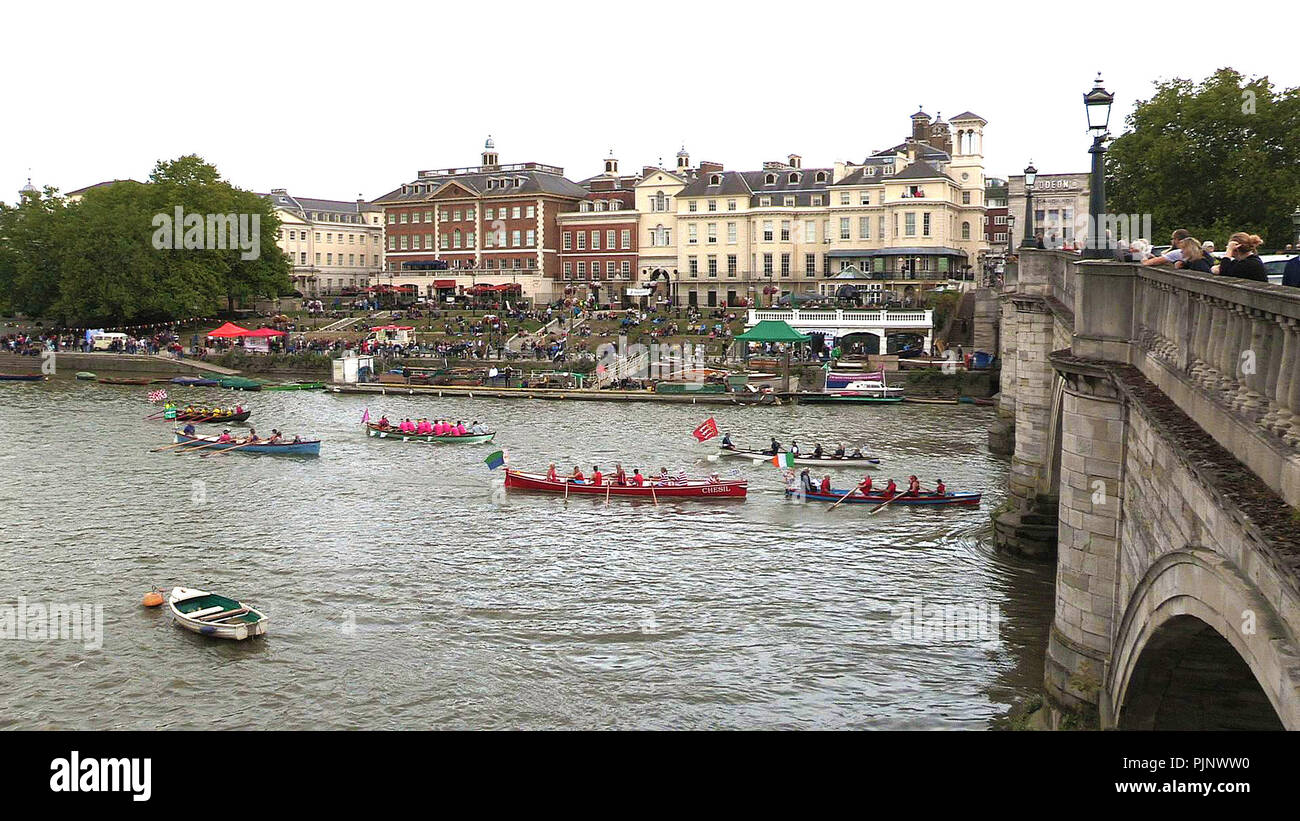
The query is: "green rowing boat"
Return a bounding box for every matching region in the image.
[262,381,326,391]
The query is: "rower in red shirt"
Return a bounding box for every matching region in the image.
[590,465,603,486]
[906,475,921,496]
[630,469,644,486]
[819,475,832,495]
[571,466,584,483]
[545,463,559,482]
[935,479,946,496]
[614,463,627,486]
[883,479,898,499]
[858,475,874,495]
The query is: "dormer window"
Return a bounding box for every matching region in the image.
[594,201,606,211]
[788,172,800,184]
[815,171,827,183]
[580,202,590,212]
[610,201,620,210]
[516,177,525,187]
[709,174,721,185]
[764,173,776,185]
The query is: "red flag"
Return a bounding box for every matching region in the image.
[692,417,719,442]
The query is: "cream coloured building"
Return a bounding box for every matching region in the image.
[265,190,385,297]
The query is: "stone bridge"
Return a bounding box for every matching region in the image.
[989,249,1300,729]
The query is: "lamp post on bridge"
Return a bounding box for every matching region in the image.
[1291,206,1300,248]
[1082,74,1115,259]
[1019,162,1038,249]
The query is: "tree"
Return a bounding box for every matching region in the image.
[1107,68,1300,248]
[0,187,68,317]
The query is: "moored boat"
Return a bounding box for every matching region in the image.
[171,376,220,386]
[0,373,46,381]
[364,423,494,444]
[504,468,747,499]
[172,431,320,455]
[75,371,96,380]
[717,446,880,467]
[786,487,981,506]
[262,381,326,391]
[97,376,152,385]
[795,392,904,404]
[168,586,268,640]
[219,376,263,391]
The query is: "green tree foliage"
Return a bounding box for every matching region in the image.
[1107,68,1300,248]
[0,155,291,325]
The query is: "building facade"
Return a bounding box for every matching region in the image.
[1006,171,1090,249]
[556,153,640,305]
[372,138,588,303]
[984,177,1009,260]
[264,190,384,297]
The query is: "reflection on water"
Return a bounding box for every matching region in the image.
[0,378,1053,729]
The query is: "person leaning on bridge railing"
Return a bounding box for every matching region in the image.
[1212,233,1268,282]
[1173,238,1214,273]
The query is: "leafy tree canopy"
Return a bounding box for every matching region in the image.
[1107,68,1300,248]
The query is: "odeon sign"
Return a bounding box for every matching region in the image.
[1033,179,1079,190]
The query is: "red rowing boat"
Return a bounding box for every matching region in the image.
[503,469,747,499]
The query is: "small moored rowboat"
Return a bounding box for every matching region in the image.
[168,586,267,640]
[787,488,981,506]
[717,446,880,467]
[76,371,97,380]
[504,468,746,499]
[171,376,220,386]
[262,381,325,391]
[0,373,46,381]
[173,431,321,455]
[97,376,152,385]
[364,423,494,444]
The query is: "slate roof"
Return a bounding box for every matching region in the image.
[262,191,380,221]
[678,167,834,206]
[373,168,588,205]
[891,160,953,182]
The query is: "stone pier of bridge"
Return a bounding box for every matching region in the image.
[990,248,1300,729]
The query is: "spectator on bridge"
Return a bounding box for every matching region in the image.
[1142,229,1192,266]
[1173,238,1213,274]
[1213,233,1267,282]
[1282,253,1300,288]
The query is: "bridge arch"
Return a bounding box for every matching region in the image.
[1109,548,1298,730]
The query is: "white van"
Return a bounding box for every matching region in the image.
[91,332,128,351]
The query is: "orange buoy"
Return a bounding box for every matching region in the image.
[142,591,164,607]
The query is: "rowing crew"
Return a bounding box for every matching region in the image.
[544,463,719,487]
[794,470,947,498]
[179,404,245,417]
[183,425,300,444]
[719,434,865,459]
[375,416,486,436]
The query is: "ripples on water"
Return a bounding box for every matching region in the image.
[0,378,1054,729]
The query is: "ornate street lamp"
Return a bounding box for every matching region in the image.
[1082,74,1115,259]
[1291,206,1300,247]
[1019,162,1038,249]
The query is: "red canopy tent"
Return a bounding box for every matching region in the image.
[207,322,251,338]
[243,327,285,338]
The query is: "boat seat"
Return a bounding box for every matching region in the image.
[184,605,225,619]
[198,607,249,622]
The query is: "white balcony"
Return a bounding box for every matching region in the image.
[747,307,933,349]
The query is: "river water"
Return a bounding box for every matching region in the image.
[0,377,1053,729]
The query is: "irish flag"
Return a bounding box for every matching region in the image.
[771,452,795,468]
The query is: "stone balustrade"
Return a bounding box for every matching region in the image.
[1127,266,1300,504]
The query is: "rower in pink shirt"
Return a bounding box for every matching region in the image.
[453,421,466,436]
[433,420,447,436]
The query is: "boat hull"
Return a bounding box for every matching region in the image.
[168,586,267,640]
[0,373,46,382]
[263,382,325,391]
[717,447,879,467]
[174,410,251,423]
[786,488,981,506]
[173,432,320,455]
[795,393,904,404]
[504,469,746,499]
[364,424,494,444]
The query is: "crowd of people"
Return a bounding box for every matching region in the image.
[371,416,488,436]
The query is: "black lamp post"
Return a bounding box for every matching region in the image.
[1082,74,1115,258]
[1007,213,1017,253]
[1019,162,1038,249]
[1291,207,1300,248]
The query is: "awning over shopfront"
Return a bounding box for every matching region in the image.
[828,246,967,258]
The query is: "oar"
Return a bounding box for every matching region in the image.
[828,486,859,511]
[204,439,264,458]
[173,439,227,454]
[650,484,658,507]
[604,483,611,508]
[151,437,207,453]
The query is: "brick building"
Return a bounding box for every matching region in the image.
[372,137,587,302]
[557,152,640,306]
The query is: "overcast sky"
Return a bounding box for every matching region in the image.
[3,0,1295,205]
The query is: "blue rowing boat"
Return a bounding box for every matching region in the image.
[786,488,981,506]
[172,431,321,455]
